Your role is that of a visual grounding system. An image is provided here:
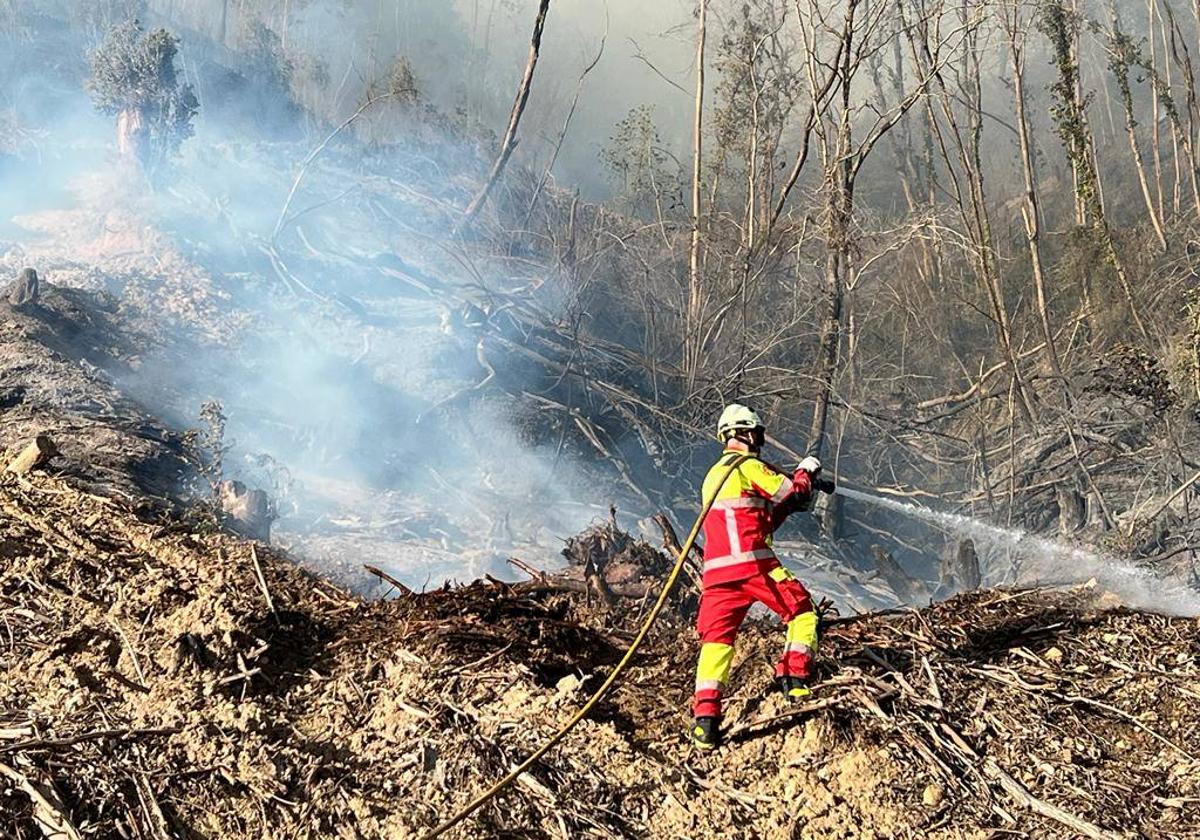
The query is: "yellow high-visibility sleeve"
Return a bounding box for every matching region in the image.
[701,452,792,504]
[739,457,791,501]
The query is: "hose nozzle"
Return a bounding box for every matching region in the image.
[813,476,837,495]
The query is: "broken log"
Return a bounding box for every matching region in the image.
[6,435,59,475]
[364,563,415,596]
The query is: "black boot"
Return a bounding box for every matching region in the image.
[777,676,812,702]
[689,716,721,750]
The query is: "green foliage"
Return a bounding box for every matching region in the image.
[600,105,676,215]
[1038,0,1096,212]
[86,19,198,167]
[1131,40,1187,144]
[176,400,231,532]
[1186,287,1200,400]
[239,17,293,95]
[711,1,798,177]
[1186,285,1200,332]
[387,56,421,105]
[343,55,427,149]
[1106,23,1139,127]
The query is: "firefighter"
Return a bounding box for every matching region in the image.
[690,403,822,750]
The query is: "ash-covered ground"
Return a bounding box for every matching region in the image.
[0,159,631,594]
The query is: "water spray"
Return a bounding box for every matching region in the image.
[832,485,1200,617]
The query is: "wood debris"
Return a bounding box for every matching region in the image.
[0,471,1196,838]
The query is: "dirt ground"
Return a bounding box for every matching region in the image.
[0,457,1197,838]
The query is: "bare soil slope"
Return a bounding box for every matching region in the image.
[0,463,1197,839]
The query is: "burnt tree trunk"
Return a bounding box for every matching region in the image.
[116,107,148,164]
[819,491,845,542]
[807,0,859,459]
[461,0,552,224]
[1057,481,1087,535]
[807,242,847,460]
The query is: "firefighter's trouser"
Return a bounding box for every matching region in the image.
[693,566,817,719]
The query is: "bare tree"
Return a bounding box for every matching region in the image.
[684,0,710,388]
[1106,0,1168,251]
[798,0,960,458]
[461,0,552,225]
[1002,1,1067,403]
[1039,0,1150,341]
[907,1,1039,425]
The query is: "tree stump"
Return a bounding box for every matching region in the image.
[1056,481,1086,535]
[217,480,274,542]
[939,538,981,594]
[7,268,39,307]
[5,435,59,475]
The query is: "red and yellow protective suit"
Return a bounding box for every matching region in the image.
[693,450,818,719]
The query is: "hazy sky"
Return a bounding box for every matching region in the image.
[475,0,698,189]
[140,0,700,195]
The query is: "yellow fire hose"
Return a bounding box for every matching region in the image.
[420,454,751,839]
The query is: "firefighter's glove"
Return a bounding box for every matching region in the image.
[797,456,822,476]
[792,457,821,512]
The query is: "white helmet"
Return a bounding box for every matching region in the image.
[716,403,763,441]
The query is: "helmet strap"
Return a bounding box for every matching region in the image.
[750,427,765,450]
[730,428,763,452]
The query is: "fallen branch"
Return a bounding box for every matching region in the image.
[653,512,703,592]
[0,762,82,840]
[1127,467,1200,536]
[273,89,403,241]
[250,545,276,615]
[0,727,180,755]
[364,564,415,596]
[983,759,1121,840]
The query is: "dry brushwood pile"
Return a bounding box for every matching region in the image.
[0,466,1197,839]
